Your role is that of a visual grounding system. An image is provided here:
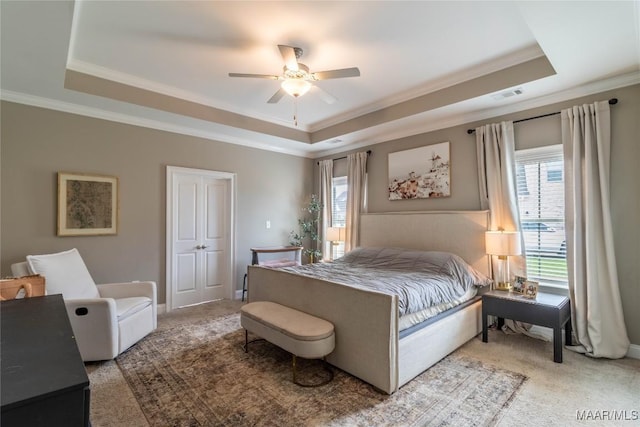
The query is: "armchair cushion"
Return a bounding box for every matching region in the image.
[115,297,152,321]
[26,248,100,299]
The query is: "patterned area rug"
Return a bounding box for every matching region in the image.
[116,313,526,426]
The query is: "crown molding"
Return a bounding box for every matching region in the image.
[3,70,638,161]
[308,44,546,132]
[309,71,640,158]
[66,59,307,132]
[0,90,312,158]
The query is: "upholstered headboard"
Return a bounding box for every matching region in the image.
[359,210,490,276]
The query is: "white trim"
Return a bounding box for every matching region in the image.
[2,71,638,159]
[234,289,244,301]
[165,166,237,312]
[627,344,640,360]
[308,45,547,132]
[310,71,640,158]
[529,326,640,360]
[157,303,166,315]
[0,90,311,158]
[66,59,307,131]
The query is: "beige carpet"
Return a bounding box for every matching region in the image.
[87,300,640,427]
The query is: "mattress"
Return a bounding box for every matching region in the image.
[277,247,492,330]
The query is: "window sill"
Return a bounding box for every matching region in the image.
[538,282,569,296]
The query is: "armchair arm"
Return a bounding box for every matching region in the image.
[97,281,157,329]
[97,281,157,300]
[64,298,119,361]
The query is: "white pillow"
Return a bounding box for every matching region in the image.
[26,248,100,299]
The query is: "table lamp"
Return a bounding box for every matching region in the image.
[326,227,346,260]
[485,230,521,291]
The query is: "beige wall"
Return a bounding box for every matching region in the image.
[2,84,638,345]
[317,84,640,346]
[1,102,314,304]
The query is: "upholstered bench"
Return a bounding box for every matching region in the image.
[240,301,335,386]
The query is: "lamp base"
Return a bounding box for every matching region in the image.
[495,281,512,291]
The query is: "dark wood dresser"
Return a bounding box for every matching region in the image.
[1,295,90,426]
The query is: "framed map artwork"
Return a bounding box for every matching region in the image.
[57,172,119,236]
[388,141,451,200]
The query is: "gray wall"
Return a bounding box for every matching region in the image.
[2,84,638,345]
[317,84,640,346]
[1,102,314,303]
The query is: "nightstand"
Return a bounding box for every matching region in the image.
[481,290,572,363]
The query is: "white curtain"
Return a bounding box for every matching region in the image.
[318,160,333,261]
[345,152,368,252]
[562,101,630,358]
[476,121,529,335]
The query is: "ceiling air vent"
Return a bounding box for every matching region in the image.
[491,87,524,100]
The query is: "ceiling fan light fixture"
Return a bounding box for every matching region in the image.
[281,79,312,98]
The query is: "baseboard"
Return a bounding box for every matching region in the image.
[627,344,640,360]
[157,303,166,315]
[234,289,244,301]
[529,326,640,360]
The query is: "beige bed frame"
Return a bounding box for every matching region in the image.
[248,210,490,394]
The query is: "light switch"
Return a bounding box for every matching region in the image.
[266,220,271,229]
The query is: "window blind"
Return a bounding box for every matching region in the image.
[331,176,347,258]
[516,145,568,286]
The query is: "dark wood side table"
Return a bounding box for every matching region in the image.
[242,246,303,301]
[482,290,572,363]
[1,295,90,426]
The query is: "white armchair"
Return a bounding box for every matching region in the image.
[11,248,157,362]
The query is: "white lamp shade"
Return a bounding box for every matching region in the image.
[327,227,345,242]
[281,79,312,97]
[485,231,521,256]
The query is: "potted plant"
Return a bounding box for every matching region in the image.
[289,194,323,263]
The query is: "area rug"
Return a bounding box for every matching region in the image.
[116,313,526,426]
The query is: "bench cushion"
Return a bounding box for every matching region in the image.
[241,301,335,359]
[241,301,333,341]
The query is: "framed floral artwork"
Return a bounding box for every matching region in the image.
[388,141,450,200]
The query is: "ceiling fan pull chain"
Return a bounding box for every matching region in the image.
[293,97,298,127]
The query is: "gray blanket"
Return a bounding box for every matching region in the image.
[279,247,492,317]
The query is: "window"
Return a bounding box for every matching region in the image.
[516,145,568,287]
[330,176,347,259]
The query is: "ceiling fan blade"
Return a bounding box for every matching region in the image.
[312,85,337,104]
[313,67,360,80]
[267,88,286,104]
[278,45,299,71]
[228,73,279,79]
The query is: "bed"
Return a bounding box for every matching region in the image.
[247,210,491,394]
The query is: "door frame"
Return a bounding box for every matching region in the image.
[165,166,236,312]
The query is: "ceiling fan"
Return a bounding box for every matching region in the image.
[228,45,360,104]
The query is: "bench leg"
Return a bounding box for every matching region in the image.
[242,329,265,353]
[291,355,334,387]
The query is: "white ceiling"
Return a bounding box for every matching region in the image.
[2,1,639,158]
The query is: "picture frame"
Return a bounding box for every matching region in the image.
[388,141,451,200]
[513,275,527,293]
[523,280,539,299]
[58,172,119,236]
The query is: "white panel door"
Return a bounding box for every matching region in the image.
[201,178,227,302]
[169,169,232,309]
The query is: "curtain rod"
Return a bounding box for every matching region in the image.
[466,98,618,135]
[317,150,371,165]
